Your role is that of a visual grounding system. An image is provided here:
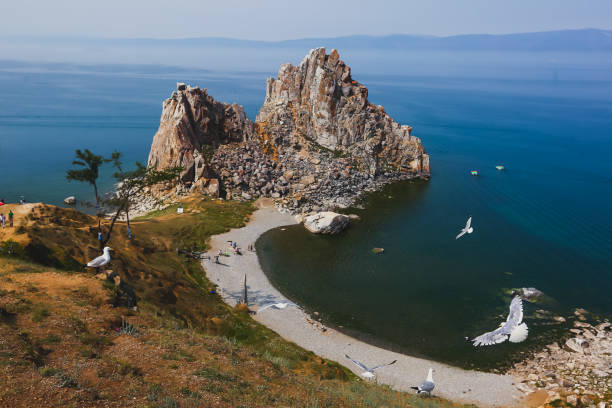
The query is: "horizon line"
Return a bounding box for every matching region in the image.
[1,27,611,42]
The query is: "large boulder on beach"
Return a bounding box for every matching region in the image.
[303,212,349,234]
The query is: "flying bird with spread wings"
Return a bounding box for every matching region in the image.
[344,354,397,379]
[256,301,300,314]
[471,295,529,346]
[456,216,474,239]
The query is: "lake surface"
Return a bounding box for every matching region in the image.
[1,50,611,369]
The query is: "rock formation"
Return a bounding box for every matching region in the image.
[147,83,253,184]
[303,212,350,234]
[510,317,611,406]
[147,49,430,213]
[256,48,429,176]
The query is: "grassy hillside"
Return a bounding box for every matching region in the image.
[0,199,469,407]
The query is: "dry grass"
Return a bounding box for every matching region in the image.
[0,199,469,407]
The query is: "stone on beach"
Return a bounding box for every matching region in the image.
[303,212,349,234]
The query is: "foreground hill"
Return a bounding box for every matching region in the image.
[0,200,463,407]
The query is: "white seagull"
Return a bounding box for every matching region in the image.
[344,354,397,379]
[86,246,112,268]
[256,301,300,314]
[471,295,529,346]
[411,368,435,395]
[456,216,473,239]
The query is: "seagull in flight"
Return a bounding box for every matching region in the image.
[86,246,112,268]
[256,301,300,314]
[456,216,473,239]
[471,295,529,346]
[411,368,435,395]
[344,354,397,379]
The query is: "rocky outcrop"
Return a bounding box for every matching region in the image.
[147,84,253,184]
[510,318,611,406]
[256,48,429,176]
[303,212,350,234]
[146,49,430,214]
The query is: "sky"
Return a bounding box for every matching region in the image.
[1,0,612,40]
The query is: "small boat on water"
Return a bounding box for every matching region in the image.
[471,170,478,176]
[496,165,505,170]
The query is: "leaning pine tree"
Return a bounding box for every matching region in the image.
[102,158,181,246]
[66,149,112,250]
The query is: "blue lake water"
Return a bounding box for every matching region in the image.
[1,50,611,369]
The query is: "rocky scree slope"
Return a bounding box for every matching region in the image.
[147,48,429,213]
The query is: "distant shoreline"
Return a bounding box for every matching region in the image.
[203,198,523,408]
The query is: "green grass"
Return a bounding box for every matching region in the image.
[38,334,61,345]
[193,366,237,382]
[31,305,50,322]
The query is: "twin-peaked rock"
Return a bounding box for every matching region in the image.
[147,48,429,213]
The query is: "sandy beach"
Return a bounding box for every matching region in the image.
[204,199,525,407]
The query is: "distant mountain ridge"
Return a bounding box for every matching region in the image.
[13,28,612,51]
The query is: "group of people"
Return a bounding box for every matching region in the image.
[0,199,14,228]
[213,241,255,263]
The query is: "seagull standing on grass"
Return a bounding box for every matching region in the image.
[256,302,300,313]
[470,295,529,346]
[456,216,473,239]
[86,246,112,268]
[344,354,397,379]
[411,368,435,395]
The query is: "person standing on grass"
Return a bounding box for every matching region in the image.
[8,210,13,227]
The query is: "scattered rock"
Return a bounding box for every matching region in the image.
[303,212,349,234]
[566,394,578,405]
[520,287,544,301]
[565,338,588,353]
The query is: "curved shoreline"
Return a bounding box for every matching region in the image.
[204,199,525,407]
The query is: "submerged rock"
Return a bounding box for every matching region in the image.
[303,212,349,234]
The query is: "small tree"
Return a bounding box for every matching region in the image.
[103,162,182,246]
[66,149,111,249]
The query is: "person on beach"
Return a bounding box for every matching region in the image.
[0,213,5,228]
[8,210,13,227]
[0,199,4,206]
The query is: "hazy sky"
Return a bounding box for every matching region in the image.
[2,0,612,40]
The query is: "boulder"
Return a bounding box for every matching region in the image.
[564,338,589,353]
[303,212,349,234]
[207,178,220,198]
[64,196,76,205]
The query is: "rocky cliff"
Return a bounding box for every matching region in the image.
[256,48,429,176]
[147,84,253,183]
[147,49,429,213]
